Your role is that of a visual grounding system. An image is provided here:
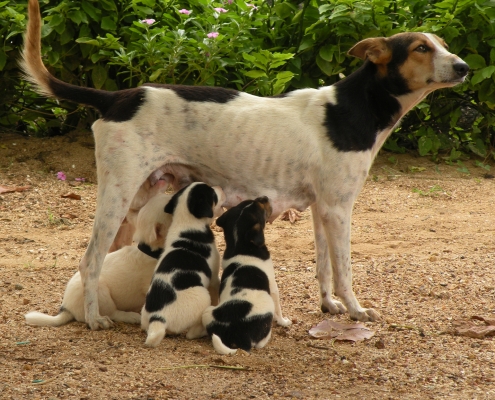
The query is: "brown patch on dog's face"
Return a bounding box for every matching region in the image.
[393,32,467,91]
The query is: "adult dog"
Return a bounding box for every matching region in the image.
[21,0,469,329]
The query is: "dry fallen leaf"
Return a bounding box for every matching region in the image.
[453,316,495,339]
[309,320,375,342]
[0,185,31,194]
[61,193,81,200]
[60,213,78,219]
[280,209,301,223]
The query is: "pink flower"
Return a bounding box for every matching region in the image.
[75,177,86,182]
[57,171,66,181]
[246,3,258,10]
[207,32,219,38]
[179,9,192,15]
[226,0,233,4]
[140,19,155,25]
[214,7,228,12]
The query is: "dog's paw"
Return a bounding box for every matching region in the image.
[320,297,346,315]
[276,317,292,327]
[186,325,207,339]
[87,315,114,330]
[349,308,381,322]
[145,333,163,348]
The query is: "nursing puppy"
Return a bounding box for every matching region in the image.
[203,197,291,355]
[25,193,173,327]
[141,182,225,347]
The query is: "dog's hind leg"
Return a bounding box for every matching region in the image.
[314,202,380,322]
[110,310,142,324]
[311,205,347,315]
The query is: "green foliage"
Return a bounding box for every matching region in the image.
[1,0,494,165]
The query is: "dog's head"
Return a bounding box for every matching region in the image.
[348,32,469,94]
[133,193,173,249]
[164,182,225,221]
[216,196,272,257]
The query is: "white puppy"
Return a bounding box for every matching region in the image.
[25,193,173,327]
[203,197,291,355]
[141,182,225,347]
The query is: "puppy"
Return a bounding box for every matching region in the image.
[141,182,225,347]
[25,193,172,327]
[202,196,291,355]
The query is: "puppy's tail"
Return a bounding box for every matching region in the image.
[144,317,167,347]
[21,0,126,115]
[25,308,74,327]
[212,334,237,355]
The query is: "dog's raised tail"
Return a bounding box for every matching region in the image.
[25,308,74,327]
[21,0,116,114]
[212,334,237,355]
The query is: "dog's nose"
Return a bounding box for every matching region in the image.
[453,62,469,77]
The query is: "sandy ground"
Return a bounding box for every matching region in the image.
[0,130,494,399]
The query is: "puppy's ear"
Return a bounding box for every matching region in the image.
[164,186,188,214]
[188,184,215,219]
[247,223,265,247]
[216,212,227,228]
[164,194,178,214]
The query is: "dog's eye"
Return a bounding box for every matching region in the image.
[415,44,429,53]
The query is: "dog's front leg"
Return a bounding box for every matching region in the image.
[313,202,380,322]
[311,204,347,315]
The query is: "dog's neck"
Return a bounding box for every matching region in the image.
[223,239,270,261]
[329,60,431,158]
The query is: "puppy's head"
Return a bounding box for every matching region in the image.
[133,193,173,249]
[164,182,225,221]
[216,196,272,251]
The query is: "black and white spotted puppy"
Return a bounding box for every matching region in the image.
[202,196,291,355]
[141,182,225,347]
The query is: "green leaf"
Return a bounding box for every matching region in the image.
[319,44,335,62]
[244,70,267,79]
[471,66,495,86]
[464,54,486,69]
[101,16,116,31]
[0,50,6,71]
[149,68,164,81]
[81,0,101,22]
[418,136,433,156]
[92,65,107,89]
[76,37,100,46]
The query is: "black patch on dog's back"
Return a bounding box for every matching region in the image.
[156,249,212,278]
[219,262,241,295]
[231,265,270,294]
[171,239,211,258]
[144,84,239,103]
[172,271,203,290]
[145,281,176,312]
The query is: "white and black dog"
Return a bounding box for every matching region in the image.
[25,193,173,327]
[141,182,225,347]
[203,197,291,354]
[22,0,469,329]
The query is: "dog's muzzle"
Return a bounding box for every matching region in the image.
[453,62,469,78]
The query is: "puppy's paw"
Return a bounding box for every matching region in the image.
[87,315,114,330]
[276,317,292,327]
[349,308,381,322]
[186,325,207,339]
[320,296,346,315]
[145,333,163,348]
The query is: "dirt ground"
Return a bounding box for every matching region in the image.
[0,130,494,400]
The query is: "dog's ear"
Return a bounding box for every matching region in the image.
[247,223,265,247]
[188,184,215,219]
[348,37,391,65]
[216,212,227,228]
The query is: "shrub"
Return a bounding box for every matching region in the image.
[1,0,494,164]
